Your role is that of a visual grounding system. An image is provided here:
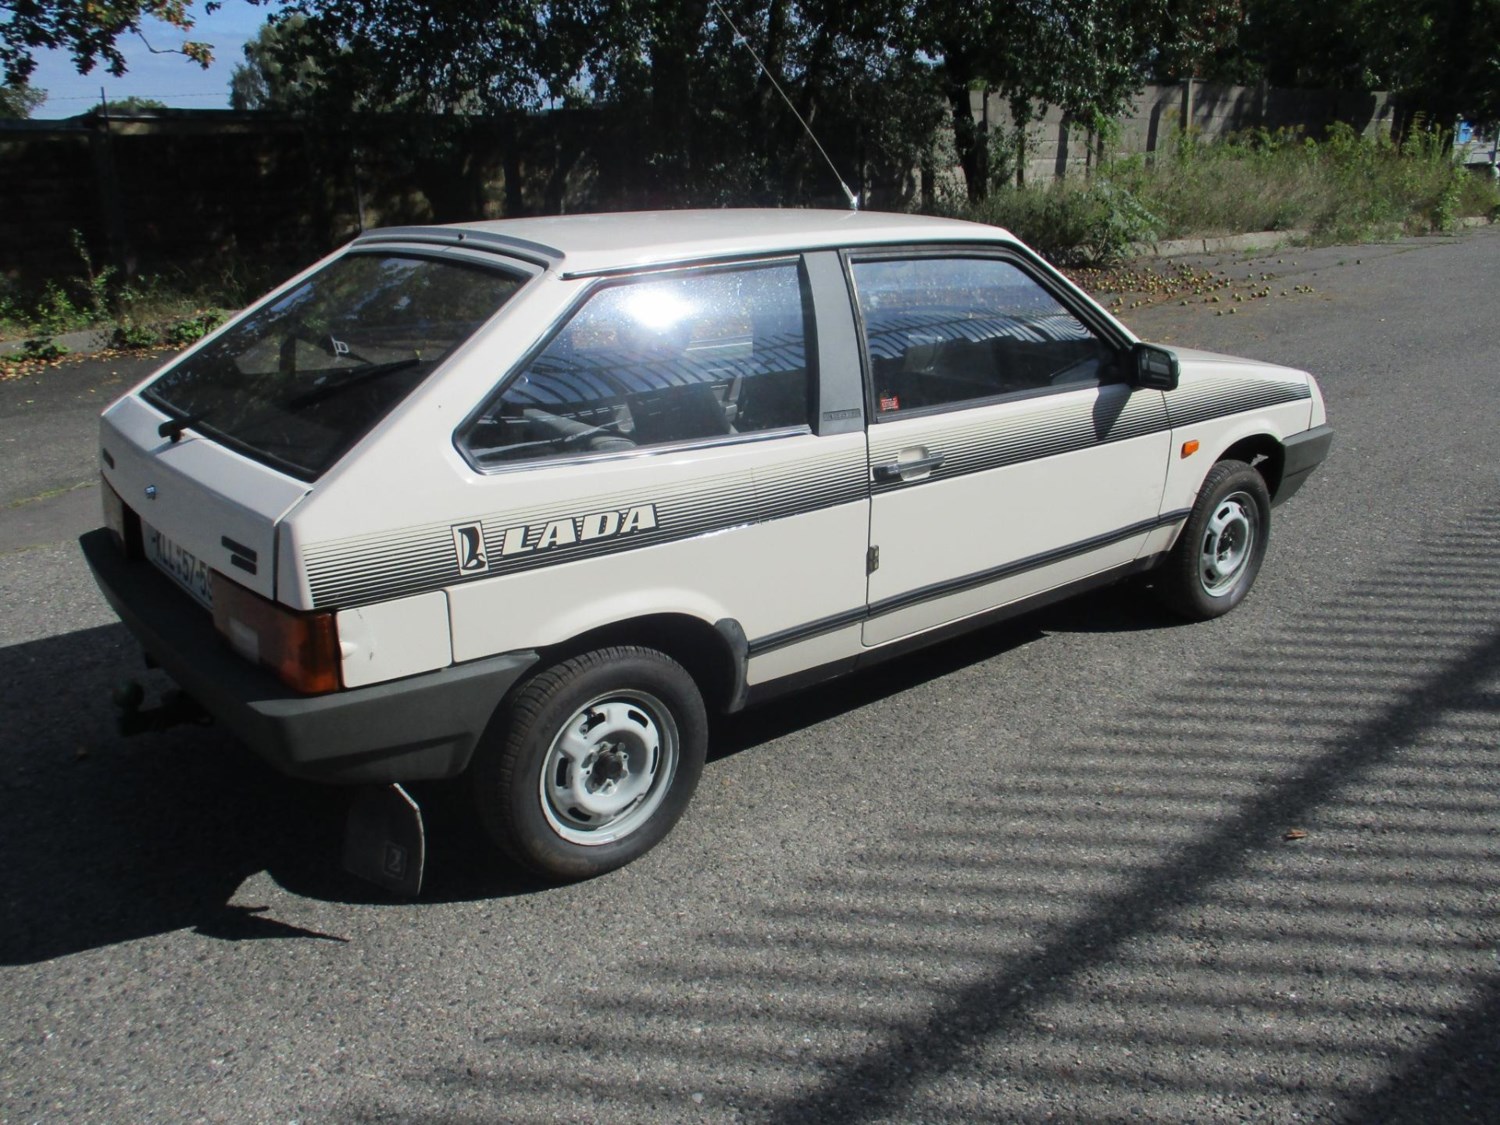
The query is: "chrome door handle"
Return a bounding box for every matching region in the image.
[873,452,945,481]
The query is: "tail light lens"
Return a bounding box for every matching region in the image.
[211,573,341,694]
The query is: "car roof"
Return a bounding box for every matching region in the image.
[354,208,1017,278]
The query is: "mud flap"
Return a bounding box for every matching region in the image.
[342,783,425,897]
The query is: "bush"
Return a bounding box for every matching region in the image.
[17,337,69,362]
[1,230,248,351]
[950,125,1498,256]
[954,180,1160,266]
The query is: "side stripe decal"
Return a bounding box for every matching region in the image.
[747,508,1191,657]
[1165,378,1310,429]
[870,385,1167,493]
[304,447,869,608]
[302,376,1305,609]
[869,377,1309,493]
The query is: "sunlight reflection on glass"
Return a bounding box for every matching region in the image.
[622,288,696,332]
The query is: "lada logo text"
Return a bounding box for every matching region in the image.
[498,503,659,559]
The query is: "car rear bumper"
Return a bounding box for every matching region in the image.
[80,528,537,783]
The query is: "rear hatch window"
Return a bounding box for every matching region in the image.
[143,252,524,480]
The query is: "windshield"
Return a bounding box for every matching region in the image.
[143,252,525,480]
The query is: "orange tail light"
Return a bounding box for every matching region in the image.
[211,573,341,694]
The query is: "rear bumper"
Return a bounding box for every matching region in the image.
[80,528,537,783]
[1274,424,1334,506]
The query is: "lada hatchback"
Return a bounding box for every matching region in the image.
[81,209,1332,889]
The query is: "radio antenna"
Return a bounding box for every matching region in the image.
[709,0,859,210]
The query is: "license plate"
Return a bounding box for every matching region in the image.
[147,525,214,608]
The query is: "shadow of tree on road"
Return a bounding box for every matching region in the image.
[358,514,1500,1123]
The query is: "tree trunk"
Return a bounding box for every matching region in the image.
[948,82,988,203]
[649,0,711,199]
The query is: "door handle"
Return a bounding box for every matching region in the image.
[873,452,945,481]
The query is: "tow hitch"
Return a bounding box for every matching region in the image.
[111,679,211,737]
[110,680,427,898]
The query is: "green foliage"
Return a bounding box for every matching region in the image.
[0,82,46,118]
[1,0,213,87]
[101,96,169,113]
[229,15,332,113]
[112,309,225,349]
[950,128,1496,261]
[114,321,162,348]
[959,180,1161,266]
[163,311,224,346]
[1,229,239,350]
[1204,0,1500,129]
[17,338,69,362]
[68,231,116,320]
[921,0,1248,201]
[1457,166,1500,221]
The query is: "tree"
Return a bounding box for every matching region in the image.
[271,0,578,115]
[0,82,46,118]
[228,14,328,112]
[101,95,169,112]
[1210,0,1500,130]
[257,0,940,207]
[578,0,942,204]
[201,0,1256,207]
[0,0,217,87]
[909,0,1209,200]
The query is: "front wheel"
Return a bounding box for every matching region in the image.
[1155,459,1271,621]
[471,646,707,881]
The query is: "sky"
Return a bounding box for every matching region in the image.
[24,2,281,118]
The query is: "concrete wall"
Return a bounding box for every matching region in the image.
[973,81,1398,186]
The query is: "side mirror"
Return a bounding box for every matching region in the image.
[1132,343,1180,391]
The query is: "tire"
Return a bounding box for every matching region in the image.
[471,646,707,881]
[1155,459,1271,621]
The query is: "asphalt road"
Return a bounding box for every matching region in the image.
[2,229,1498,1124]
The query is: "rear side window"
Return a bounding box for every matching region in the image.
[461,262,813,466]
[851,256,1116,415]
[144,252,524,480]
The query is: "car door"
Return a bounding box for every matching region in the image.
[849,250,1172,648]
[438,255,872,687]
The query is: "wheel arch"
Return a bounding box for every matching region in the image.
[1217,433,1287,499]
[534,613,746,716]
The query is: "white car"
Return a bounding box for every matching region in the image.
[82,209,1332,889]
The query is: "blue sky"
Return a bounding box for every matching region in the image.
[25,2,280,117]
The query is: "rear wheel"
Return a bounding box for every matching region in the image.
[471,646,707,881]
[1156,459,1271,621]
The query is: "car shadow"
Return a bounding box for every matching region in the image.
[0,581,1163,963]
[709,616,1046,760]
[0,622,559,963]
[1031,575,1186,634]
[1,608,1037,960]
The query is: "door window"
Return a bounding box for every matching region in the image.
[462,262,813,466]
[851,256,1116,415]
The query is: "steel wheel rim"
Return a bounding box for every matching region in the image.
[1197,491,1257,597]
[540,689,679,846]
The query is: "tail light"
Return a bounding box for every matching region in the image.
[211,573,341,694]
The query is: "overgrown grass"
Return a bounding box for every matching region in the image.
[957,125,1500,265]
[0,233,254,349]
